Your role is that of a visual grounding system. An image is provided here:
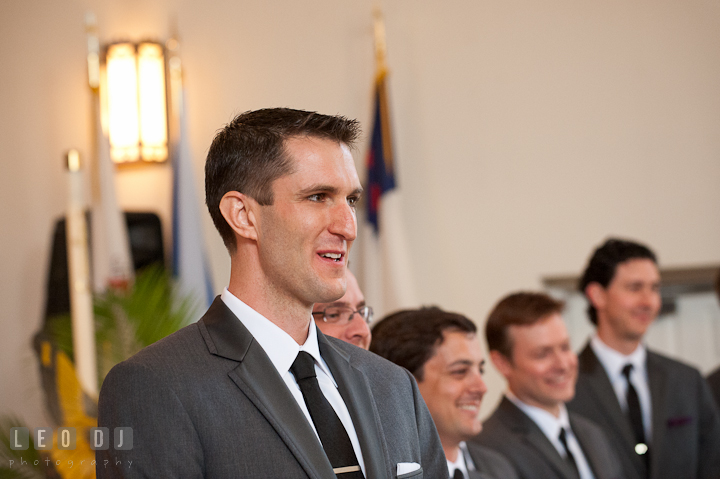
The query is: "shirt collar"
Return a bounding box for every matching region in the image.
[506,391,570,440]
[590,333,647,381]
[220,288,334,381]
[447,442,470,477]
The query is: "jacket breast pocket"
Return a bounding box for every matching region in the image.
[397,468,423,479]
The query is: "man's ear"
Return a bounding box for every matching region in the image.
[585,282,606,310]
[219,191,259,241]
[489,350,513,379]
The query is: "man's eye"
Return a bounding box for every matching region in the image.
[347,196,359,207]
[308,193,325,202]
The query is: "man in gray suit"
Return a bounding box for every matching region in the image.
[370,306,519,479]
[568,238,720,479]
[705,268,720,409]
[474,292,623,479]
[97,108,446,478]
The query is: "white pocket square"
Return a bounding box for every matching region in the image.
[397,462,421,475]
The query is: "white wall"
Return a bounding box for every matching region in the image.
[2,0,720,424]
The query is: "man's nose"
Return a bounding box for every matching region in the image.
[640,289,660,309]
[468,369,488,396]
[345,313,371,340]
[329,202,357,241]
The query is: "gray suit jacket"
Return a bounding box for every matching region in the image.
[465,442,520,479]
[568,344,720,479]
[97,298,446,478]
[472,397,624,479]
[707,366,720,411]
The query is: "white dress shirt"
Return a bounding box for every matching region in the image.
[221,288,365,474]
[446,441,475,479]
[507,393,596,479]
[590,334,652,441]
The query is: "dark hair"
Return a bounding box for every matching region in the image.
[485,292,565,359]
[369,306,476,381]
[578,238,657,325]
[715,268,720,303]
[205,108,361,251]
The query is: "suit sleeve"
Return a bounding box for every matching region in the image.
[696,368,720,479]
[406,368,448,479]
[96,360,204,478]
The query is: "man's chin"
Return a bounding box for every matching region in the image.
[310,277,347,304]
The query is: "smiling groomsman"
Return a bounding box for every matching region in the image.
[97,108,446,478]
[568,238,720,479]
[371,306,519,479]
[474,292,623,479]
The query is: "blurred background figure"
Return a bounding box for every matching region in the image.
[475,292,622,479]
[371,306,518,479]
[312,270,372,350]
[569,238,720,479]
[706,269,720,408]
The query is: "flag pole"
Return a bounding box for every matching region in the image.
[371,5,394,183]
[86,12,134,293]
[167,19,183,142]
[372,5,388,80]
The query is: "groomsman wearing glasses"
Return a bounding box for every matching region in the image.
[312,271,372,350]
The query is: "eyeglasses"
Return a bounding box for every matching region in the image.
[312,305,374,325]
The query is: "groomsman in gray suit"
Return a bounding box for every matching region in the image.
[705,268,720,409]
[568,238,720,479]
[97,108,446,478]
[474,292,623,479]
[370,306,519,479]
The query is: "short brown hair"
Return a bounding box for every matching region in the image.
[370,306,476,381]
[205,108,361,252]
[485,292,565,359]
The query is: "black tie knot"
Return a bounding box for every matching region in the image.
[452,468,465,479]
[558,427,579,476]
[622,363,634,379]
[291,351,317,381]
[559,427,568,444]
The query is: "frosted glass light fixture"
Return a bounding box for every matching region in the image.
[104,41,168,163]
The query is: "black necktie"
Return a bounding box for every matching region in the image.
[290,351,364,479]
[452,468,465,479]
[558,427,580,477]
[622,364,650,471]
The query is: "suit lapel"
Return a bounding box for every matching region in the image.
[579,346,643,463]
[498,398,577,479]
[570,414,603,479]
[646,352,667,478]
[319,333,391,479]
[198,298,335,479]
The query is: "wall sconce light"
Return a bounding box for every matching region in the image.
[103,41,168,164]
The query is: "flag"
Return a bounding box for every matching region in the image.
[172,90,214,311]
[357,66,417,320]
[90,94,134,292]
[366,74,396,232]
